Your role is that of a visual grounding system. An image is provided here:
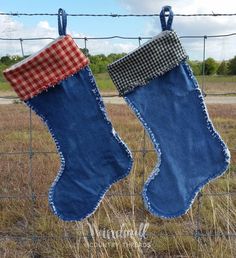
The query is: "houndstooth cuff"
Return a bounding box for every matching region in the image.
[3,35,89,101]
[107,31,187,96]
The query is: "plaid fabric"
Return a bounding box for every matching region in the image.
[3,35,89,101]
[107,31,187,96]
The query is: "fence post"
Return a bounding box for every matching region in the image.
[19,38,25,57]
[201,35,207,96]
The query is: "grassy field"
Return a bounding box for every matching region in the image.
[196,75,236,83]
[97,73,236,94]
[0,72,236,95]
[0,101,235,257]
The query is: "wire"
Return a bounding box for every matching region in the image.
[0,93,236,100]
[0,32,236,42]
[0,12,236,17]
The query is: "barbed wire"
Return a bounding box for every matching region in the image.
[0,12,236,17]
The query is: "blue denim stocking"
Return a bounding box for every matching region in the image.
[125,62,230,218]
[108,6,230,219]
[3,11,132,221]
[26,67,132,221]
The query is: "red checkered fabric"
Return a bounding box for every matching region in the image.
[3,35,89,101]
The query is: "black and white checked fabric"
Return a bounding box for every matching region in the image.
[107,31,187,96]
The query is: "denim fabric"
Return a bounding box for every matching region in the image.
[125,62,230,218]
[26,66,132,221]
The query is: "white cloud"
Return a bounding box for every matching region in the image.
[117,0,236,14]
[72,32,138,55]
[37,21,53,30]
[117,0,236,59]
[85,39,137,55]
[0,14,58,56]
[0,15,138,57]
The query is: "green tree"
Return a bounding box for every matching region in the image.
[0,55,12,66]
[217,60,228,75]
[228,56,236,75]
[188,60,202,76]
[89,63,99,74]
[107,53,126,63]
[204,57,218,75]
[0,55,23,66]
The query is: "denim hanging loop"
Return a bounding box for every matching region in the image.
[58,8,67,36]
[160,5,174,31]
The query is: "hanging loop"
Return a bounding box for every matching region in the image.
[160,6,174,31]
[58,8,67,36]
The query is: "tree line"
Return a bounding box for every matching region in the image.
[189,57,236,76]
[1,51,236,77]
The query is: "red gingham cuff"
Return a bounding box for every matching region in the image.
[3,35,89,101]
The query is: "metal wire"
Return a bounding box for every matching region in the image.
[1,32,236,41]
[0,12,236,17]
[1,92,236,100]
[0,191,235,200]
[0,14,236,258]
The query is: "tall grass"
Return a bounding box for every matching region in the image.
[0,103,235,257]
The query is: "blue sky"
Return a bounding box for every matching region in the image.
[0,0,236,60]
[0,1,147,37]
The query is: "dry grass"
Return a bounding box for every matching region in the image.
[203,82,236,94]
[0,102,235,258]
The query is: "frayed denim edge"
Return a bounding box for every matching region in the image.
[125,61,230,219]
[25,66,133,221]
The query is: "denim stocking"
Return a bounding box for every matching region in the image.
[4,34,132,221]
[108,6,230,218]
